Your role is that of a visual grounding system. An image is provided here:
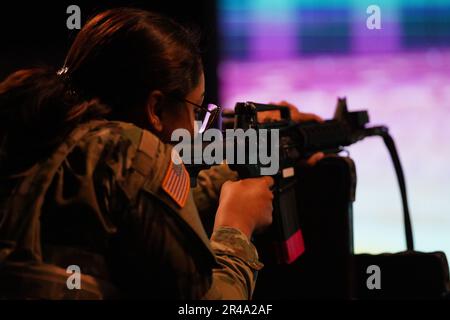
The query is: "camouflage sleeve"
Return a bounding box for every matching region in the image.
[193,164,238,235]
[193,164,239,212]
[192,165,264,300]
[203,227,264,300]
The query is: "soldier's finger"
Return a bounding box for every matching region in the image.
[306,152,325,166]
[262,176,275,188]
[294,112,324,123]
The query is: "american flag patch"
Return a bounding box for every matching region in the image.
[161,158,190,208]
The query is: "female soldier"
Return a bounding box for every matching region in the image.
[0,8,321,299]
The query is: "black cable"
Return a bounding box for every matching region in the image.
[366,126,414,251]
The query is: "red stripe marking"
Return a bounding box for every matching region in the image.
[280,229,305,264]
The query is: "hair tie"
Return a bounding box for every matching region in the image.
[56,66,80,99]
[57,66,69,78]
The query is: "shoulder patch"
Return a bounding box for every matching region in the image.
[161,154,190,208]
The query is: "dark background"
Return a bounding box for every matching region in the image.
[0,0,219,102]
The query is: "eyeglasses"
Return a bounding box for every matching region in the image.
[176,97,221,134]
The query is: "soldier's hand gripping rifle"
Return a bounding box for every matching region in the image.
[185,98,412,264]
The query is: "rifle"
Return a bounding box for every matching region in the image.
[184,98,412,264]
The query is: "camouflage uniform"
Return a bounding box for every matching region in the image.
[0,120,263,299]
[193,164,238,236]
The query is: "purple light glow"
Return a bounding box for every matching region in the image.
[219,49,450,255]
[351,21,401,53]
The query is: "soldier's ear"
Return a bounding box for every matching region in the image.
[146,90,164,133]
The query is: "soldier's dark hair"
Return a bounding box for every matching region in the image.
[0,8,202,168]
[64,8,202,122]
